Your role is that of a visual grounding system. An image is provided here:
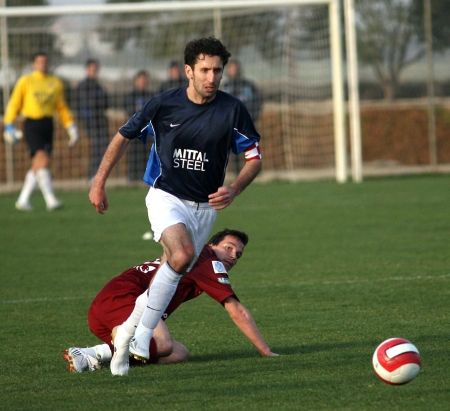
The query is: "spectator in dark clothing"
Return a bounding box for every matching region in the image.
[222,59,263,175]
[125,70,154,181]
[158,60,187,92]
[75,59,109,179]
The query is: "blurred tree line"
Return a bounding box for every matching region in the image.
[3,0,450,101]
[101,0,450,100]
[357,0,450,100]
[4,0,60,67]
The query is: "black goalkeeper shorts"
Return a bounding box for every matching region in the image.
[24,117,54,157]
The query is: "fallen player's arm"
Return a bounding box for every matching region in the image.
[223,296,278,357]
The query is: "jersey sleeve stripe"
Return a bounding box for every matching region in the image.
[143,122,162,186]
[244,142,262,160]
[232,128,260,154]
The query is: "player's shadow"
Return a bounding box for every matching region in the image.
[297,339,376,354]
[299,333,448,355]
[189,339,379,363]
[189,346,302,362]
[190,350,260,363]
[189,333,446,363]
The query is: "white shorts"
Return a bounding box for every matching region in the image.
[145,187,217,258]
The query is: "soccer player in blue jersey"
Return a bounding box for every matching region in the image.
[88,37,262,376]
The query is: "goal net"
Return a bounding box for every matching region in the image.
[0,0,345,189]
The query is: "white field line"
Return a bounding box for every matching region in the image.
[1,295,91,305]
[252,272,450,289]
[312,273,450,286]
[1,273,450,305]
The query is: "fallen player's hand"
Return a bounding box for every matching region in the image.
[265,352,280,357]
[3,124,23,145]
[66,124,79,147]
[260,350,280,357]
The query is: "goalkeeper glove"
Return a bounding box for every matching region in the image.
[3,124,23,145]
[66,124,79,147]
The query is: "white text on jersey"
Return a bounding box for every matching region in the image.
[173,148,209,171]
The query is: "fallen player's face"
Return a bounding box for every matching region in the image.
[210,235,245,271]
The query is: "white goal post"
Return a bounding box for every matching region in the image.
[0,0,350,187]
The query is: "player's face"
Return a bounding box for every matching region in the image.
[226,62,239,78]
[33,55,48,73]
[86,63,99,79]
[210,235,245,271]
[135,74,149,90]
[185,54,224,103]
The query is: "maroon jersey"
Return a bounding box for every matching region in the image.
[87,246,238,344]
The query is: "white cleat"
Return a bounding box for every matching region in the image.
[63,347,100,373]
[110,326,133,376]
[47,199,63,211]
[15,201,33,212]
[129,334,151,362]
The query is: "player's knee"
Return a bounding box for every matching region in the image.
[153,341,189,365]
[168,246,195,273]
[172,342,189,363]
[156,338,174,357]
[32,151,50,168]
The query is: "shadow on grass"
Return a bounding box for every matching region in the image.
[188,340,364,363]
[175,332,448,365]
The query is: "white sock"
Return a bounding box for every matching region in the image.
[93,343,112,362]
[135,263,181,341]
[17,169,37,205]
[130,264,180,360]
[140,262,181,330]
[35,168,58,206]
[120,291,148,335]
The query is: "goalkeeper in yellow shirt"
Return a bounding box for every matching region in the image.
[3,51,79,211]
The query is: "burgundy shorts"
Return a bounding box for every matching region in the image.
[87,293,157,360]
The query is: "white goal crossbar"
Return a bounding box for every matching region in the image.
[1,1,335,17]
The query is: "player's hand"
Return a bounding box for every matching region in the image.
[208,186,237,210]
[89,181,109,214]
[3,124,23,145]
[259,348,280,357]
[66,124,79,147]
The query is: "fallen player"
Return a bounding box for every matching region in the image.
[64,229,278,372]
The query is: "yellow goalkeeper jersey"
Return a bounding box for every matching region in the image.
[4,70,74,128]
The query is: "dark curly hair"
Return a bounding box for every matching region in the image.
[208,229,248,246]
[184,37,231,68]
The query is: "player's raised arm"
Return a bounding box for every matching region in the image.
[89,132,130,214]
[208,157,262,210]
[223,296,278,357]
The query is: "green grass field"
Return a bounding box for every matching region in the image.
[1,175,449,410]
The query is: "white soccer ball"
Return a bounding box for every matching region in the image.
[372,337,421,385]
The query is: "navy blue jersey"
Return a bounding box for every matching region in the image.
[119,88,260,202]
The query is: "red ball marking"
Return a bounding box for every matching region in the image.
[377,350,421,372]
[375,338,421,372]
